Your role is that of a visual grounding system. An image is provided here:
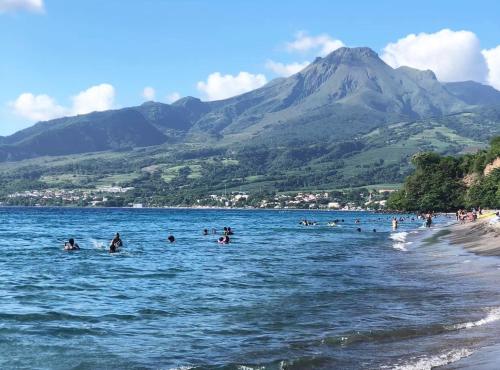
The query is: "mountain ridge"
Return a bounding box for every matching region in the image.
[1,46,500,162]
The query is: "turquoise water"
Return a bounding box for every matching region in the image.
[1,208,500,369]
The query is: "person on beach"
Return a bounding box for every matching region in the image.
[167,235,175,243]
[64,238,80,250]
[109,233,122,253]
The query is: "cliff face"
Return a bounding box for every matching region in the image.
[484,157,500,176]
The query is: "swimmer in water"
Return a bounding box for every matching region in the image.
[167,235,175,243]
[109,233,122,253]
[203,229,209,236]
[64,238,80,250]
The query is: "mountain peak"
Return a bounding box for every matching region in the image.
[321,46,381,63]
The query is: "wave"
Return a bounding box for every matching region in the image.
[390,232,410,251]
[290,307,500,351]
[389,348,473,370]
[447,307,500,330]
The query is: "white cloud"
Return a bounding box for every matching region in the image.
[265,60,310,77]
[10,93,67,121]
[483,46,500,90]
[10,83,116,121]
[0,0,44,13]
[71,83,115,115]
[381,29,488,83]
[196,72,267,101]
[286,31,345,56]
[165,92,181,103]
[142,86,156,101]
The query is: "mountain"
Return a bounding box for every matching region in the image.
[444,81,500,106]
[0,46,500,205]
[0,47,485,162]
[190,47,468,144]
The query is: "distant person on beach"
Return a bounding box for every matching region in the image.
[64,238,80,250]
[167,235,175,243]
[109,233,122,253]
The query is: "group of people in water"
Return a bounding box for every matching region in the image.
[64,227,235,253]
[299,213,437,233]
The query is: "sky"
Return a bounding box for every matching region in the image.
[1,0,500,135]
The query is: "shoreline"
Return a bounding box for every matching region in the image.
[444,212,500,256]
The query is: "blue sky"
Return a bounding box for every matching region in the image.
[1,0,500,135]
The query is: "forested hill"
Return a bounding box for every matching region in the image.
[387,137,500,211]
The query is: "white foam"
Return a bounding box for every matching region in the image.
[90,238,105,250]
[390,232,408,242]
[393,243,408,252]
[390,348,473,370]
[449,307,500,330]
[390,232,409,251]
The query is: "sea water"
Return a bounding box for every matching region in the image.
[1,207,500,369]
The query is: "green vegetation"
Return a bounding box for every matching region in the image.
[387,137,500,211]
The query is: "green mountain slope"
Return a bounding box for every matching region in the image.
[1,47,500,205]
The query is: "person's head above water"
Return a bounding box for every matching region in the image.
[116,233,120,238]
[167,235,175,243]
[68,238,74,246]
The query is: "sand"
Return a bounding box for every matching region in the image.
[446,212,500,256]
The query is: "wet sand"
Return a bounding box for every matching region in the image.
[441,212,500,369]
[446,213,500,256]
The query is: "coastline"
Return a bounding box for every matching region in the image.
[445,212,500,256]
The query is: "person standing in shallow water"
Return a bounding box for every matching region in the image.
[426,214,432,228]
[392,217,398,230]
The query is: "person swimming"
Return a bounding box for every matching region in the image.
[203,229,209,235]
[109,233,123,253]
[218,235,230,244]
[64,238,80,251]
[167,235,175,243]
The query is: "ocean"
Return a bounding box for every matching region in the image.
[1,207,500,369]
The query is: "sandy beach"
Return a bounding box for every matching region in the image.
[445,212,500,256]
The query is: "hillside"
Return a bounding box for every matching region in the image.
[1,47,500,206]
[0,47,477,160]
